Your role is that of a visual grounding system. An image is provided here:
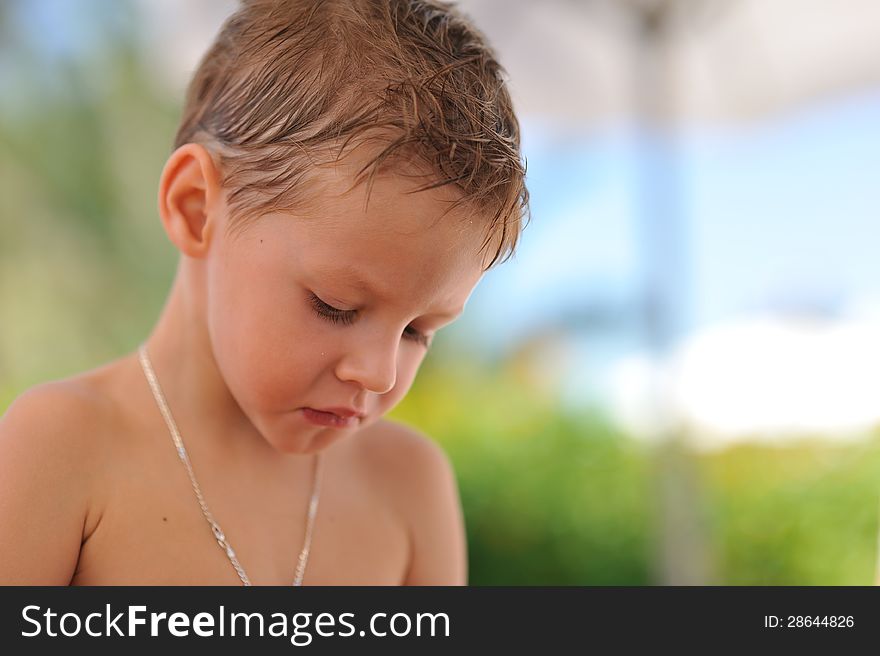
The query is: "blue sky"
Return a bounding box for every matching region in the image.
[459,87,880,362]
[685,89,880,326]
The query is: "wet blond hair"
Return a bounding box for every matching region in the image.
[174,0,528,268]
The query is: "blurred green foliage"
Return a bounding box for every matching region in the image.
[702,439,880,585]
[2,0,878,585]
[389,359,654,585]
[391,360,880,585]
[0,1,180,393]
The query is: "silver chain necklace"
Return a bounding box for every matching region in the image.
[138,344,322,586]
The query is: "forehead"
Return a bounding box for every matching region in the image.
[247,164,490,312]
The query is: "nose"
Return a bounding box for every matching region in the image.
[334,331,399,395]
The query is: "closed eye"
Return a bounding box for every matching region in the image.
[307,292,432,348]
[308,292,356,325]
[403,325,432,348]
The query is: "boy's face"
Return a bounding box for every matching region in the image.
[203,162,489,454]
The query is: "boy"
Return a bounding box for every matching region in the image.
[0,0,528,585]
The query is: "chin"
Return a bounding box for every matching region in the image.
[265,429,344,455]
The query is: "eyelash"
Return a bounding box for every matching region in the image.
[307,293,431,348]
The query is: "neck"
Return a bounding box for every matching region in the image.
[142,261,276,463]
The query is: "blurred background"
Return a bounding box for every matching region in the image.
[2,0,880,584]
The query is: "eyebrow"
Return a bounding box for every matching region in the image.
[312,265,463,321]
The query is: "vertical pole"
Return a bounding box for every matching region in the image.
[631,0,713,585]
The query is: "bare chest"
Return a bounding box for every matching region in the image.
[71,432,410,586]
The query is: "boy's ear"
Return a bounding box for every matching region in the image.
[157,144,224,258]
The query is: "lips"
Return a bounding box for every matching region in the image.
[314,406,365,419]
[300,407,363,428]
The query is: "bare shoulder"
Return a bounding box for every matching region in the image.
[1,363,124,456]
[351,419,467,585]
[354,418,452,478]
[1,377,111,457]
[0,369,121,584]
[350,418,456,513]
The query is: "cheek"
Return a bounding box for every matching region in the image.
[205,255,325,410]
